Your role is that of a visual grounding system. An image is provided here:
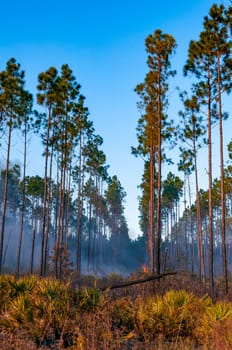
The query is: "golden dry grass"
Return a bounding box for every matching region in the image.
[0,273,232,349]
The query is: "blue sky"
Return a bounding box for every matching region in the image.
[1,0,231,238]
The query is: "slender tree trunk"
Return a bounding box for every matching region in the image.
[170,207,174,264]
[56,164,64,279]
[40,107,51,276]
[87,199,92,272]
[65,167,72,249]
[207,71,214,297]
[149,145,155,273]
[0,121,12,274]
[183,175,188,257]
[16,121,27,276]
[60,163,66,280]
[156,61,162,275]
[187,175,194,274]
[54,162,59,243]
[3,231,11,267]
[193,138,205,283]
[217,55,228,294]
[62,108,69,252]
[30,203,37,274]
[61,155,67,248]
[175,203,179,263]
[44,144,54,276]
[94,176,99,270]
[87,173,93,272]
[76,133,83,276]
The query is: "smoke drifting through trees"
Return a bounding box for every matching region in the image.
[0,4,231,292]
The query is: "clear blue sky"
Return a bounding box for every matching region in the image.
[1,0,231,238]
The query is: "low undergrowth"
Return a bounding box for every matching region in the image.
[0,274,232,349]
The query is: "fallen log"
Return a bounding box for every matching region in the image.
[100,271,177,291]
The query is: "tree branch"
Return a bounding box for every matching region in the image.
[100,271,177,291]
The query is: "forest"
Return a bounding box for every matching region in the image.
[0,3,232,349]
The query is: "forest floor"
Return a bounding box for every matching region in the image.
[1,271,232,349]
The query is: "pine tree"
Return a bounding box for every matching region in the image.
[178,92,207,282]
[202,4,232,294]
[37,67,58,275]
[0,58,26,273]
[184,3,232,296]
[133,29,176,274]
[184,29,217,297]
[16,90,33,276]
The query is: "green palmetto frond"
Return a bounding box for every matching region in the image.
[2,294,33,330]
[204,301,232,324]
[195,300,232,337]
[9,275,37,297]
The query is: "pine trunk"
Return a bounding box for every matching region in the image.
[217,55,228,294]
[0,120,12,273]
[156,61,162,276]
[40,107,51,276]
[207,71,214,298]
[16,121,27,276]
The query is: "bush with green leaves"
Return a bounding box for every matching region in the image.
[195,299,232,347]
[135,290,205,342]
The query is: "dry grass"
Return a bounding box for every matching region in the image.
[0,273,232,349]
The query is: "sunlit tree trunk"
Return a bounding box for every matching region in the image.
[16,119,27,276]
[40,106,51,277]
[44,143,54,276]
[187,175,194,274]
[207,70,214,297]
[217,55,228,294]
[56,162,64,279]
[149,145,155,273]
[76,132,83,276]
[193,137,205,283]
[156,58,162,275]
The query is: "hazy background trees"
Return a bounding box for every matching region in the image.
[0,3,231,295]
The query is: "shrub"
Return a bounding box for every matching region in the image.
[135,290,204,343]
[74,287,103,312]
[195,300,232,348]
